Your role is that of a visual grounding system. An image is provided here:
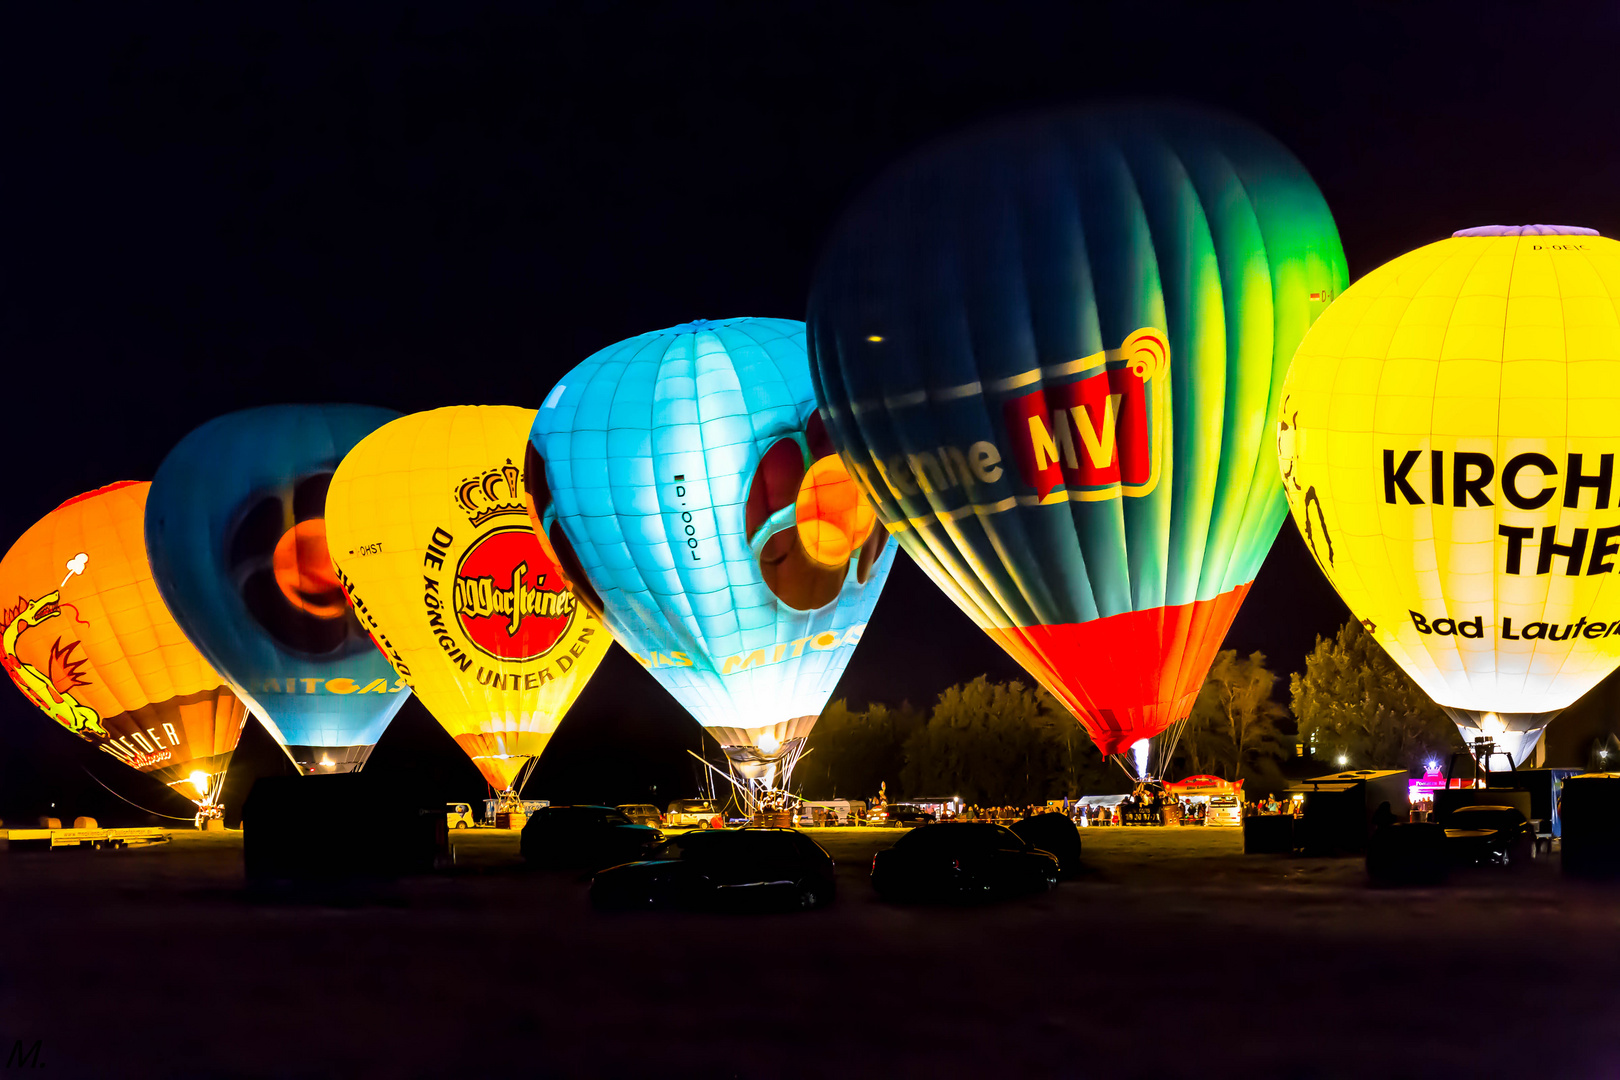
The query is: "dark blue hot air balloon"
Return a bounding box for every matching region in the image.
[146,405,410,773]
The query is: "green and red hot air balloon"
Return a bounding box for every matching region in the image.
[807,103,1346,772]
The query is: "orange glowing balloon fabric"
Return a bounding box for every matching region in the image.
[273,519,347,617]
[0,482,247,804]
[795,455,877,568]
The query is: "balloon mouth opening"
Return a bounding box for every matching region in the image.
[1451,224,1600,238]
[284,743,374,775]
[723,738,803,779]
[1440,706,1559,768]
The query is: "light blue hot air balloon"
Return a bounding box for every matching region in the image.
[146,405,411,774]
[526,318,896,788]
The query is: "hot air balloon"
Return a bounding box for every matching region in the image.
[325,405,612,797]
[145,405,409,774]
[1278,224,1620,766]
[0,482,247,816]
[807,103,1347,773]
[527,318,896,805]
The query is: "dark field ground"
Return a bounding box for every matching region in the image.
[3,825,1619,1079]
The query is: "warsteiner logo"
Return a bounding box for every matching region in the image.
[453,527,575,661]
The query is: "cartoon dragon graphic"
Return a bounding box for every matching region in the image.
[1,590,105,737]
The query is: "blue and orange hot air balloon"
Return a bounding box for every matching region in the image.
[527,318,895,795]
[146,405,410,774]
[807,103,1347,771]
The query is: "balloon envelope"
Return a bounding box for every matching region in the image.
[326,405,612,791]
[0,482,246,803]
[808,103,1346,756]
[527,317,896,779]
[146,405,409,773]
[1278,224,1620,764]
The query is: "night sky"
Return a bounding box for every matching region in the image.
[5,2,1619,823]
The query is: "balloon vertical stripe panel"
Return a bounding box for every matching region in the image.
[145,405,410,774]
[326,405,611,792]
[529,318,895,771]
[809,104,1346,754]
[0,481,246,803]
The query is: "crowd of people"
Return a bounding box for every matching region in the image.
[861,788,1304,829]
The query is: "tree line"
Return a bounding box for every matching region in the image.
[799,619,1465,803]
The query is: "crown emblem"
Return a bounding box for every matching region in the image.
[455,459,526,527]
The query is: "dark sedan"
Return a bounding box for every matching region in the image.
[590,827,836,912]
[872,823,1060,902]
[877,804,934,828]
[1444,804,1534,867]
[1011,811,1083,877]
[520,805,664,870]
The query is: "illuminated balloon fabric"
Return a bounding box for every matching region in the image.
[1277,224,1620,764]
[145,405,410,774]
[0,482,246,803]
[807,103,1347,756]
[527,317,896,775]
[325,406,612,791]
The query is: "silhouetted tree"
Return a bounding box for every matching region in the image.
[802,677,1129,803]
[798,699,924,800]
[1291,620,1460,771]
[1172,650,1290,786]
[899,676,1115,804]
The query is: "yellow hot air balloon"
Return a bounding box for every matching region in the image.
[1278,224,1620,764]
[0,482,247,810]
[325,406,612,793]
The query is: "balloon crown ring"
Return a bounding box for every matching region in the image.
[1452,224,1599,237]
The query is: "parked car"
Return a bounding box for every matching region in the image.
[446,802,477,829]
[520,805,663,870]
[878,803,933,828]
[872,823,1060,902]
[616,803,665,827]
[1444,804,1534,867]
[666,799,722,828]
[591,827,836,912]
[1011,811,1082,876]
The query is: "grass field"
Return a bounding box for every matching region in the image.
[2,823,1615,1078]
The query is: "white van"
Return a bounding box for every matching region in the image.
[799,800,866,826]
[446,802,477,829]
[1206,795,1243,827]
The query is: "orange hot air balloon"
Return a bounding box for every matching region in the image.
[0,482,247,812]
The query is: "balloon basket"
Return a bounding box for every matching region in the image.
[752,810,795,828]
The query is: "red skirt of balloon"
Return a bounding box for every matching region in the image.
[984,582,1252,756]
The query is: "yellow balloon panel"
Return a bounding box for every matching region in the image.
[325,406,611,791]
[1279,227,1620,723]
[0,481,246,799]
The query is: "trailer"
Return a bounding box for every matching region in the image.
[4,827,169,851]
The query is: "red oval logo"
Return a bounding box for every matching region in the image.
[452,528,575,661]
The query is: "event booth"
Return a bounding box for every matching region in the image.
[1162,775,1246,827]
